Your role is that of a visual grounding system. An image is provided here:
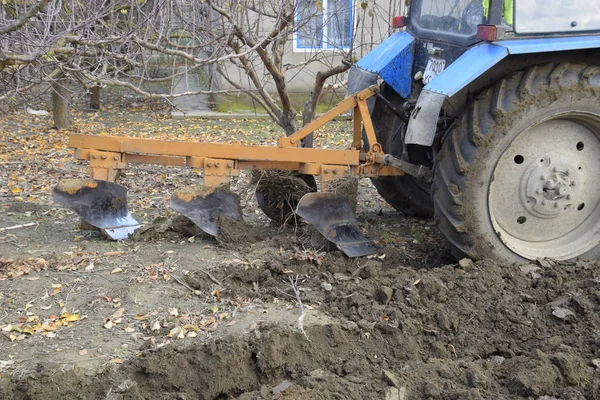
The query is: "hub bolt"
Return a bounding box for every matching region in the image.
[554,202,559,208]
[536,189,543,195]
[540,176,546,181]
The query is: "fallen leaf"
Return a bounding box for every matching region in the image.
[112,308,125,319]
[151,321,161,331]
[169,308,178,316]
[110,268,123,274]
[110,358,124,364]
[79,349,88,356]
[22,326,35,335]
[24,276,40,281]
[104,320,114,329]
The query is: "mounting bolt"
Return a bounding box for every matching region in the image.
[215,162,220,167]
[324,169,331,174]
[227,162,233,168]
[101,155,107,160]
[92,155,98,159]
[113,156,119,161]
[290,139,297,144]
[207,162,212,167]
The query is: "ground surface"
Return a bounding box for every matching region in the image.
[1,95,600,400]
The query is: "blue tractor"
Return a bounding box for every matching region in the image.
[352,0,600,263]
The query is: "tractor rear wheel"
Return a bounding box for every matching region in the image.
[370,84,434,218]
[433,63,600,263]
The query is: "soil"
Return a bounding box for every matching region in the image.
[1,95,600,399]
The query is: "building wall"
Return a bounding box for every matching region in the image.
[219,0,406,93]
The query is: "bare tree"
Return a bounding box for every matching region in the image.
[0,0,398,133]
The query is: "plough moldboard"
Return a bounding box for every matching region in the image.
[53,86,414,257]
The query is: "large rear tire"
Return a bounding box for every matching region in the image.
[370,84,434,218]
[433,63,600,263]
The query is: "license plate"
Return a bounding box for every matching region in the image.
[422,58,446,85]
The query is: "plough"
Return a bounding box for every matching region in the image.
[53,85,426,257]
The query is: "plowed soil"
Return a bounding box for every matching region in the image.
[1,103,600,399]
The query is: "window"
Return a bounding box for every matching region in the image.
[294,0,353,51]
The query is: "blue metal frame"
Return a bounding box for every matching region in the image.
[356,31,415,98]
[425,34,600,97]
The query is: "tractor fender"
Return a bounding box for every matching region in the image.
[355,31,415,98]
[405,35,600,146]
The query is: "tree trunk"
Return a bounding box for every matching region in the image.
[89,85,101,110]
[301,64,351,148]
[52,77,71,130]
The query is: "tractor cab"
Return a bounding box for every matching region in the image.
[408,0,493,84]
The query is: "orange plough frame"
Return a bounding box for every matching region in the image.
[69,85,405,189]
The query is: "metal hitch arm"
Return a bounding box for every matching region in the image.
[383,154,433,183]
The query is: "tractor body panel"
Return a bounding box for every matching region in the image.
[356,31,415,98]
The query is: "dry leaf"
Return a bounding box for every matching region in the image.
[104,320,114,329]
[110,358,124,364]
[150,321,161,331]
[112,308,125,319]
[169,308,178,316]
[110,268,123,274]
[79,349,88,356]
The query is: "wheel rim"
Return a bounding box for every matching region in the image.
[489,113,600,260]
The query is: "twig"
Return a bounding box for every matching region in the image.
[288,275,309,341]
[200,268,223,287]
[171,274,199,294]
[0,222,36,232]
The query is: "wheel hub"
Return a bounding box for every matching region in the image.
[523,162,578,218]
[489,116,600,260]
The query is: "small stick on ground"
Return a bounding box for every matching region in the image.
[171,274,200,295]
[200,268,223,287]
[0,222,37,232]
[288,275,310,341]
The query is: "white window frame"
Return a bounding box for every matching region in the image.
[293,0,354,53]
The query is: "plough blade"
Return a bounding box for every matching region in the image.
[170,185,242,236]
[296,193,376,257]
[52,179,140,240]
